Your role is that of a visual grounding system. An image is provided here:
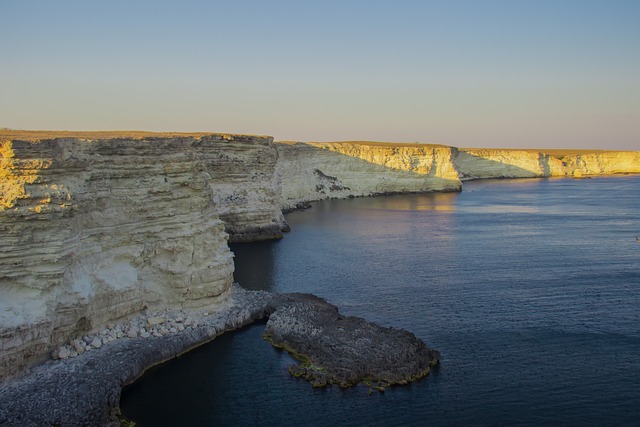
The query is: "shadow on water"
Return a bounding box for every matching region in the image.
[229,240,279,291]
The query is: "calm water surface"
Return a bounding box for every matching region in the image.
[121,176,640,426]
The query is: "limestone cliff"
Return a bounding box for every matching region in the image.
[0,132,285,379]
[275,142,462,210]
[202,134,287,242]
[454,148,640,180]
[1,130,639,381]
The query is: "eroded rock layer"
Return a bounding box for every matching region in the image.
[0,285,277,426]
[0,132,285,379]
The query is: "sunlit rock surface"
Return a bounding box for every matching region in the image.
[454,148,640,180]
[275,141,462,211]
[0,131,284,379]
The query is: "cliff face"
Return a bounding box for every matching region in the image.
[558,151,640,177]
[454,148,640,180]
[275,142,462,210]
[203,135,287,242]
[0,133,285,378]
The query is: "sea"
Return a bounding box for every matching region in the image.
[120,176,640,426]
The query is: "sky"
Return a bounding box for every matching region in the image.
[2,0,639,149]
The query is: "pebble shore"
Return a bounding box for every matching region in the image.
[0,287,440,426]
[0,285,279,426]
[51,309,204,361]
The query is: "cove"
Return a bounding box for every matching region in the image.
[121,176,640,426]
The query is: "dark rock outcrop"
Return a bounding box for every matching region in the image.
[264,293,440,390]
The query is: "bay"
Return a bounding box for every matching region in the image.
[121,176,640,426]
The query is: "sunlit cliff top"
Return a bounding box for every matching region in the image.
[277,140,449,148]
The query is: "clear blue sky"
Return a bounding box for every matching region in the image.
[2,0,639,149]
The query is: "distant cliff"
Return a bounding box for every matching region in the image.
[275,141,461,210]
[1,130,638,380]
[454,148,640,180]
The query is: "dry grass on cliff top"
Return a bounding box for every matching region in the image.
[277,141,633,154]
[0,129,270,141]
[1,131,632,155]
[278,140,449,148]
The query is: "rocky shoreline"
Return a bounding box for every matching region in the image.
[0,286,277,426]
[0,286,439,426]
[2,131,638,387]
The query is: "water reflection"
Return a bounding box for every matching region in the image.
[230,192,459,298]
[355,192,458,212]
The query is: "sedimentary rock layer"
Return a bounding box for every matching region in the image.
[0,132,286,379]
[454,148,640,180]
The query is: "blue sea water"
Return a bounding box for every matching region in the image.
[120,176,640,426]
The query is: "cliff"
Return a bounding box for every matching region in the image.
[454,148,640,180]
[275,141,462,210]
[0,131,286,378]
[1,130,639,381]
